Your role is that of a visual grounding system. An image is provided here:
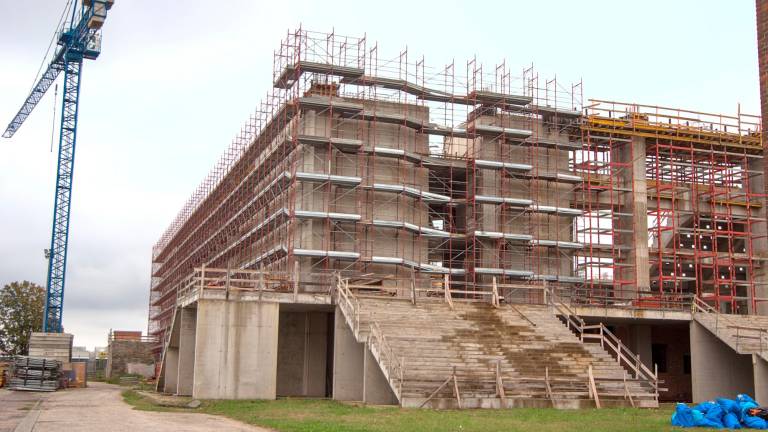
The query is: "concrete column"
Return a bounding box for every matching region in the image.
[333,307,364,401]
[176,306,197,396]
[690,321,754,402]
[193,299,279,399]
[163,347,179,394]
[754,356,768,404]
[748,157,768,315]
[630,325,653,370]
[363,345,397,405]
[616,136,650,295]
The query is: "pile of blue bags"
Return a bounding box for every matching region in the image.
[672,394,768,429]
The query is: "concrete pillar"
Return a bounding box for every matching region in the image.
[748,157,768,315]
[690,321,754,402]
[333,307,364,401]
[617,136,650,295]
[754,356,768,404]
[630,325,653,370]
[163,347,179,394]
[193,299,279,399]
[363,345,397,405]
[277,311,328,397]
[176,306,197,396]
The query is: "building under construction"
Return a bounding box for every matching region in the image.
[150,29,768,408]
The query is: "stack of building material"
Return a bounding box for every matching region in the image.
[7,356,62,391]
[28,332,73,364]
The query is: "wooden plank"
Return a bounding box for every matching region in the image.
[623,371,636,408]
[418,376,452,408]
[453,367,462,409]
[545,366,555,406]
[492,277,500,308]
[496,360,506,404]
[588,365,601,409]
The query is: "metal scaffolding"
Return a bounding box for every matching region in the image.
[147,28,766,353]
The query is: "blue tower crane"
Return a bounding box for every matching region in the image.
[3,0,115,332]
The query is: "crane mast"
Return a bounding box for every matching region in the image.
[3,0,115,332]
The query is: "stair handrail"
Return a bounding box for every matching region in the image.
[545,285,658,398]
[334,273,361,337]
[333,273,404,400]
[692,295,722,333]
[368,320,403,400]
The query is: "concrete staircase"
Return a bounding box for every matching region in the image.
[693,297,768,361]
[336,280,658,408]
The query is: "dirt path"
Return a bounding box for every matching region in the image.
[0,389,49,432]
[13,382,269,432]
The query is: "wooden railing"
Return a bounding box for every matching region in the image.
[174,266,334,305]
[368,321,405,399]
[546,286,659,403]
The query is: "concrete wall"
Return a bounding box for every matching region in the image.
[193,299,279,399]
[107,339,154,379]
[363,346,397,405]
[332,307,397,405]
[690,321,754,402]
[332,307,364,401]
[277,311,329,397]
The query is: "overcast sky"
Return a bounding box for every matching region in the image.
[0,1,759,350]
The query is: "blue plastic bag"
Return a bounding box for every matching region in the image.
[703,403,725,428]
[672,403,697,428]
[743,415,767,429]
[723,412,742,429]
[718,398,740,414]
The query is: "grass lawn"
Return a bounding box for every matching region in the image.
[122,390,690,432]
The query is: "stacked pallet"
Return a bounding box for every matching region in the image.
[7,356,62,391]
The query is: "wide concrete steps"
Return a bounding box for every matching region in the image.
[348,297,657,408]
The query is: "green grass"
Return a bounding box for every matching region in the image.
[122,390,688,432]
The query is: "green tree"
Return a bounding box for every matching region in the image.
[0,281,45,355]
